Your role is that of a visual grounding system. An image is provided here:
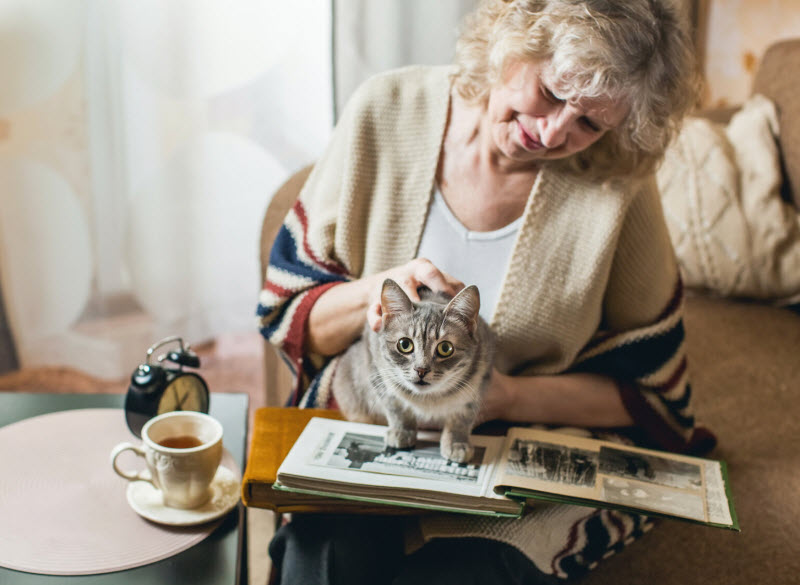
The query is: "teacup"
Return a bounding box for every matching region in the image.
[111,411,223,509]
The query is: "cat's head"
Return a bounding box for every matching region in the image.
[375,279,484,395]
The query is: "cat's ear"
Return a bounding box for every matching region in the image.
[443,285,480,335]
[380,279,413,325]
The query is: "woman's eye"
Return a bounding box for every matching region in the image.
[397,338,414,353]
[540,85,563,104]
[580,116,601,133]
[436,341,454,357]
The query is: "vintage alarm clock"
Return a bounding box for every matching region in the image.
[124,336,210,438]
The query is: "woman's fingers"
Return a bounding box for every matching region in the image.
[367,301,383,332]
[367,259,465,331]
[408,258,464,297]
[397,275,423,302]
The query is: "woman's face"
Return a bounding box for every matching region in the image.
[486,59,629,168]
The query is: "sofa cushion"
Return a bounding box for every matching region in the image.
[657,95,800,305]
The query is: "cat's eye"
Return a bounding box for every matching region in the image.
[397,338,414,354]
[436,341,454,357]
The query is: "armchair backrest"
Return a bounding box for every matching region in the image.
[752,39,800,208]
[259,165,314,284]
[257,164,312,407]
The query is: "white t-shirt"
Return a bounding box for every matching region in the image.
[416,188,522,322]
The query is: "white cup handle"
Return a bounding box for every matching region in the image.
[110,442,153,485]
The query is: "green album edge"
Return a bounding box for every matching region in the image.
[719,460,740,531]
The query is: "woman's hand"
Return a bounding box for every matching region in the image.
[477,370,635,428]
[478,368,514,424]
[366,258,464,331]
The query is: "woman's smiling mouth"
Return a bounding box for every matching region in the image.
[516,119,544,151]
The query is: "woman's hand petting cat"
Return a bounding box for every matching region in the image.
[366,258,464,331]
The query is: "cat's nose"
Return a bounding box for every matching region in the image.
[415,367,429,379]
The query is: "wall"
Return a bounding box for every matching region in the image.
[701,0,800,107]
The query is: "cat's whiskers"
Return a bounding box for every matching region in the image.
[448,377,481,403]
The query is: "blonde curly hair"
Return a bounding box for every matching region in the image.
[453,0,699,179]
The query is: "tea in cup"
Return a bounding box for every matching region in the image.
[111,411,223,509]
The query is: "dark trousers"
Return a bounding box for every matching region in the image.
[268,514,561,585]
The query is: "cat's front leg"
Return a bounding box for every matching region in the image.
[441,408,478,463]
[383,404,417,450]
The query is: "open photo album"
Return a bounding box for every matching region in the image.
[248,412,737,530]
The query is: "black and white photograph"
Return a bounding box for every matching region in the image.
[601,476,706,522]
[599,446,703,490]
[321,432,486,484]
[505,439,598,487]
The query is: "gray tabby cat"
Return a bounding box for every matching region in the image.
[331,278,494,463]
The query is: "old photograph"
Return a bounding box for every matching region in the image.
[602,476,706,522]
[505,439,598,487]
[599,446,703,490]
[321,432,486,484]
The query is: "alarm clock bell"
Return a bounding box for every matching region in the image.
[124,336,210,438]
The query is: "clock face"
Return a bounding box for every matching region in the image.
[157,374,209,415]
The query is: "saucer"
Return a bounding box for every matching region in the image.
[126,465,240,527]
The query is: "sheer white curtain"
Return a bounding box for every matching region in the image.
[0,0,333,378]
[333,0,477,116]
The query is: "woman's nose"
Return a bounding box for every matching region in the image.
[539,114,569,149]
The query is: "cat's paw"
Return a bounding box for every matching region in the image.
[386,427,416,449]
[441,441,474,464]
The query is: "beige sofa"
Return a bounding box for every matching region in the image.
[258,40,800,584]
[584,40,800,585]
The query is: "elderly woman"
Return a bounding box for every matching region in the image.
[258,0,713,583]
